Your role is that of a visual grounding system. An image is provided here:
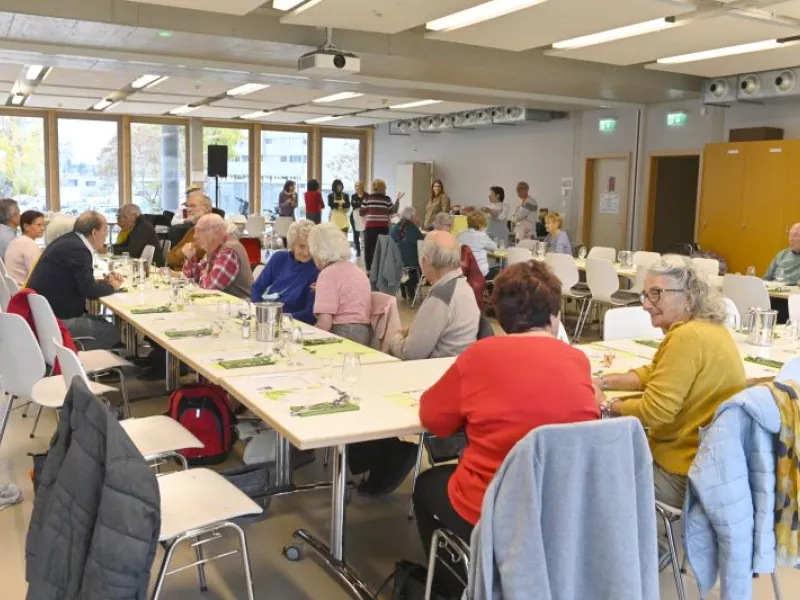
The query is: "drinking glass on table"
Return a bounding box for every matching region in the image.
[776,267,786,284]
[280,314,294,335]
[342,353,361,388]
[746,266,757,277]
[160,267,172,286]
[785,319,800,344]
[217,300,231,318]
[578,247,588,260]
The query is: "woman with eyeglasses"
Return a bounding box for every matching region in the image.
[593,255,745,566]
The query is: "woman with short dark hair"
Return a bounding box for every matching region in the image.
[328,178,350,233]
[304,178,324,224]
[483,185,509,245]
[5,209,44,285]
[413,261,599,595]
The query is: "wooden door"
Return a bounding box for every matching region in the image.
[697,143,745,269]
[585,156,630,250]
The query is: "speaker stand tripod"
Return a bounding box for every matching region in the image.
[214,175,220,209]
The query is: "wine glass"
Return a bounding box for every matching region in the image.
[746,266,757,277]
[239,300,252,320]
[217,300,231,318]
[342,353,361,388]
[280,314,294,336]
[786,318,800,343]
[578,247,588,260]
[776,267,786,284]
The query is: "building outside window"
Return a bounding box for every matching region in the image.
[0,115,47,212]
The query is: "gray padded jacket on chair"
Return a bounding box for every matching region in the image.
[26,378,160,600]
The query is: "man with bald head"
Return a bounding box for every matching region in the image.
[167,191,213,269]
[182,213,253,298]
[390,231,481,360]
[764,223,800,284]
[113,204,164,266]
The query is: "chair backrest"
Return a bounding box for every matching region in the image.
[544,253,579,292]
[246,215,266,237]
[253,264,265,280]
[4,275,19,296]
[629,264,650,295]
[54,339,91,389]
[161,239,172,262]
[692,256,720,278]
[724,297,741,329]
[587,246,616,262]
[631,251,660,267]
[585,258,621,302]
[0,256,6,277]
[0,312,46,398]
[417,239,425,269]
[777,356,800,383]
[140,245,156,265]
[557,321,570,344]
[0,275,10,311]
[789,295,800,322]
[722,274,771,314]
[603,306,662,341]
[516,239,535,251]
[506,247,532,266]
[27,293,62,367]
[239,237,263,267]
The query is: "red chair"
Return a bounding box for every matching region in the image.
[460,245,486,312]
[238,237,263,269]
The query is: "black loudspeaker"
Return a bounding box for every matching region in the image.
[207,145,228,178]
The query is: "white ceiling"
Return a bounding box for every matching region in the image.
[105,101,180,115]
[425,0,695,52]
[286,104,358,115]
[25,94,94,110]
[43,67,138,90]
[772,0,800,20]
[152,77,233,97]
[247,110,324,124]
[122,0,268,16]
[280,0,486,34]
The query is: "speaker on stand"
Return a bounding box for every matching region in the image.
[207,144,228,209]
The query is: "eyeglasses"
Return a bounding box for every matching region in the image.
[640,288,683,304]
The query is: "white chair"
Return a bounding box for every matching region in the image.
[574,258,640,341]
[152,468,261,600]
[692,256,720,278]
[724,297,742,329]
[424,528,470,599]
[722,274,771,316]
[412,239,427,308]
[545,253,591,336]
[246,214,266,237]
[140,244,156,265]
[0,313,114,451]
[252,264,265,280]
[161,239,172,263]
[28,293,133,423]
[4,274,18,296]
[629,264,649,295]
[506,247,532,266]
[0,256,6,277]
[0,275,9,311]
[603,306,663,342]
[587,246,616,262]
[516,239,535,251]
[557,321,570,344]
[632,251,660,267]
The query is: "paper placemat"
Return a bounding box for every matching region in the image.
[301,338,378,360]
[217,355,278,369]
[744,356,783,370]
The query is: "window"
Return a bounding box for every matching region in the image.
[322,136,362,224]
[203,126,250,217]
[58,118,119,219]
[0,115,47,212]
[260,130,308,216]
[130,122,187,215]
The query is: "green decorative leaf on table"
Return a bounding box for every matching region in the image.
[744,356,784,369]
[186,291,224,300]
[218,356,277,369]
[289,401,360,417]
[303,338,342,347]
[130,305,172,315]
[262,389,296,401]
[634,339,661,349]
[164,327,212,339]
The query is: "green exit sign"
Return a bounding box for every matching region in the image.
[666,111,688,127]
[598,117,617,133]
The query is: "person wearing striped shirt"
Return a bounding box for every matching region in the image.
[359,178,404,271]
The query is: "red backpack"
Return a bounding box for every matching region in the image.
[166,383,238,466]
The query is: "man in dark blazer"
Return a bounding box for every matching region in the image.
[112,204,164,267]
[27,211,123,350]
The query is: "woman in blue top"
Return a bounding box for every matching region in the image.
[251,219,319,324]
[544,212,572,255]
[389,206,424,299]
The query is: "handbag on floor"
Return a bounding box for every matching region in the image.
[221,462,272,525]
[424,432,467,464]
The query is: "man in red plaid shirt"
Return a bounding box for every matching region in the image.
[181,214,253,298]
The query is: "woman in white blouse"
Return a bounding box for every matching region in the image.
[5,210,44,285]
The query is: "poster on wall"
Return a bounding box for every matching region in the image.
[599,193,620,214]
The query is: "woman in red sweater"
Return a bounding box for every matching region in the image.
[304,178,325,224]
[414,261,600,595]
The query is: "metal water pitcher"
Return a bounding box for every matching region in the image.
[534,240,547,259]
[747,308,778,346]
[255,302,283,342]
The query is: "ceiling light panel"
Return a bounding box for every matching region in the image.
[92,98,114,110]
[105,101,183,115]
[43,68,137,90]
[247,110,324,124]
[313,91,363,103]
[548,15,798,66]
[273,0,306,9]
[130,74,167,89]
[306,115,342,124]
[240,86,347,104]
[657,39,784,64]
[427,0,550,32]
[551,18,677,50]
[120,0,269,16]
[281,0,487,34]
[211,98,285,111]
[285,104,358,116]
[25,65,44,80]
[240,110,273,120]
[25,95,96,110]
[186,106,256,119]
[226,83,269,96]
[169,105,199,115]
[426,0,694,51]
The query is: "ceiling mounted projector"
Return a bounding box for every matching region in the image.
[298,28,360,76]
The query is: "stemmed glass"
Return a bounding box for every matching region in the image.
[578,247,588,260]
[776,267,786,284]
[217,300,231,318]
[746,266,756,277]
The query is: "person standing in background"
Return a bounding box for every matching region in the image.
[511,181,538,243]
[328,179,350,234]
[350,180,366,258]
[360,179,404,272]
[0,198,20,260]
[483,186,510,246]
[304,179,325,224]
[275,179,298,244]
[424,180,450,229]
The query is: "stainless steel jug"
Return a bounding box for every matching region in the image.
[534,240,547,259]
[747,308,778,346]
[255,302,283,342]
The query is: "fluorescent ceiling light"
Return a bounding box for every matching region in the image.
[324,79,360,85]
[313,92,363,103]
[390,99,442,110]
[426,0,549,32]
[93,98,114,110]
[552,18,678,50]
[10,94,25,106]
[226,83,269,96]
[306,115,342,124]
[262,72,310,81]
[131,74,167,89]
[25,65,44,80]
[240,110,272,119]
[273,0,306,10]
[170,105,198,115]
[657,39,784,64]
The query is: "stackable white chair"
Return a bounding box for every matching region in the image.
[412,239,428,308]
[574,258,640,341]
[516,239,535,251]
[4,275,19,296]
[246,214,266,237]
[722,274,771,316]
[724,298,742,329]
[141,244,156,265]
[557,321,570,344]
[632,251,660,267]
[161,240,172,263]
[587,246,616,262]
[506,247,532,266]
[545,253,591,336]
[0,256,6,278]
[692,256,720,278]
[0,276,10,311]
[252,264,265,280]
[603,306,663,342]
[788,295,800,322]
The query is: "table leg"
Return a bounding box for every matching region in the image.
[165,351,180,392]
[267,433,333,498]
[293,444,373,600]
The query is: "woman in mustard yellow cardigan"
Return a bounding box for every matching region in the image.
[594,256,745,539]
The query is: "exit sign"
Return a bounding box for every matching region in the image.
[666,111,688,127]
[598,117,617,133]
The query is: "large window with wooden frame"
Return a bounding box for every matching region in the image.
[321,134,364,226]
[130,122,187,216]
[57,117,120,220]
[203,125,250,218]
[260,129,308,217]
[0,114,47,213]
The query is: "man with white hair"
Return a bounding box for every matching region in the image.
[390,230,480,360]
[432,212,454,233]
[0,198,20,260]
[167,192,212,268]
[113,204,164,266]
[182,213,253,298]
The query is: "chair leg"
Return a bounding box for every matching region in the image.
[323,446,330,467]
[193,539,208,592]
[115,368,131,419]
[29,405,44,439]
[150,539,181,600]
[0,395,14,450]
[424,529,443,600]
[657,507,686,600]
[407,435,426,520]
[229,522,256,600]
[575,299,592,342]
[21,401,29,418]
[772,571,783,600]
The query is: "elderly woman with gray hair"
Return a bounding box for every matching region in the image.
[594,255,746,564]
[308,223,372,345]
[251,219,319,324]
[432,212,454,233]
[390,206,424,299]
